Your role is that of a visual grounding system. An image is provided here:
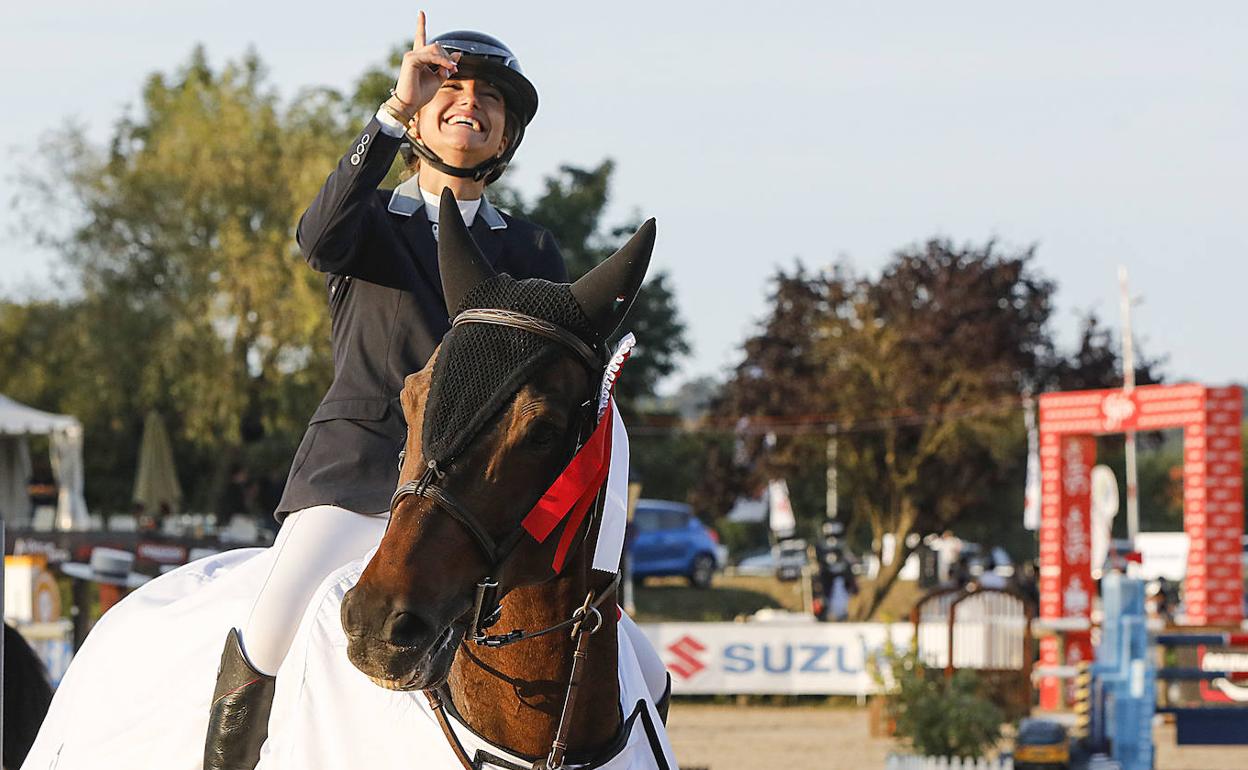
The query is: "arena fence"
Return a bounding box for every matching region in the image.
[911,585,1035,718]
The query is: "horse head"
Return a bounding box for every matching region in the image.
[340,188,654,691]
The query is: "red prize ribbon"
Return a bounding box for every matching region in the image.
[521,400,615,571]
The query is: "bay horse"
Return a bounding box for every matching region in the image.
[339,189,671,769]
[20,189,674,770]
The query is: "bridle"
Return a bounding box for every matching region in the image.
[387,307,620,770]
[390,307,606,639]
[426,579,619,770]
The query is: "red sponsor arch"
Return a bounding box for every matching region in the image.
[1036,384,1243,707]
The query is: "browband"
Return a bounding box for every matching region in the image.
[452,308,601,370]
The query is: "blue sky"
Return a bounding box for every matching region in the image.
[2,1,1244,389]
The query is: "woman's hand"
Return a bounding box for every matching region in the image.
[389,11,461,119]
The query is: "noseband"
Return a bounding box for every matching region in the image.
[389,307,607,642]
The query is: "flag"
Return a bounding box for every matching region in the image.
[768,479,796,539]
[1023,393,1041,531]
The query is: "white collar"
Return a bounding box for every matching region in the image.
[420,186,481,226]
[387,176,507,230]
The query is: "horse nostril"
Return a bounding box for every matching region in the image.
[341,587,372,633]
[383,607,429,647]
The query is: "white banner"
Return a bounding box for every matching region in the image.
[637,621,912,696]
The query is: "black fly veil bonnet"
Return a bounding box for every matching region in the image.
[423,279,597,466]
[422,187,655,497]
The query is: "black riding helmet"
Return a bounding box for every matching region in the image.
[406,31,538,184]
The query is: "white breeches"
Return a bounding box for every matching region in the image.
[242,505,389,675]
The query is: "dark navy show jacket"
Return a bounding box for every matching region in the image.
[276,118,566,517]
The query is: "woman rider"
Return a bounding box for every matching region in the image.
[203,14,567,769]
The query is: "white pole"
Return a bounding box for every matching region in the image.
[1118,266,1139,545]
[826,425,839,521]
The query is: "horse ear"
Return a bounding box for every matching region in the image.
[437,187,496,315]
[571,218,656,339]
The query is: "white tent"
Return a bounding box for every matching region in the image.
[0,394,88,530]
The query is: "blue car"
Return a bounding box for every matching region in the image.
[627,499,721,588]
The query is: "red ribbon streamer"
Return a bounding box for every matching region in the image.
[521,400,615,572]
[551,428,612,572]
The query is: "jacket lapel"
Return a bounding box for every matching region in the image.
[390,208,455,334]
[396,207,441,287]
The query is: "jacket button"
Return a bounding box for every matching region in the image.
[361,134,370,144]
[356,143,366,154]
[350,153,361,165]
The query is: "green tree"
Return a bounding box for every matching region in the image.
[498,161,689,411]
[14,48,352,508]
[710,241,1057,619]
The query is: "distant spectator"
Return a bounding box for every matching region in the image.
[218,463,251,518]
[1150,577,1177,625]
[816,521,858,621]
[975,551,1007,590]
[931,530,964,585]
[950,553,972,589]
[1011,560,1041,607]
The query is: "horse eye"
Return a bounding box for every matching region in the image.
[528,421,562,449]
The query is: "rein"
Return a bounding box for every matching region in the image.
[390,307,621,769]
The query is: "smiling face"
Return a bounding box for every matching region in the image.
[413,76,511,169]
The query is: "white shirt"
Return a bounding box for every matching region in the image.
[419,185,481,230]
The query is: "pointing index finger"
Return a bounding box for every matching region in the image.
[414,10,426,50]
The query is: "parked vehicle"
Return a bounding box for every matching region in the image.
[1012,717,1070,769]
[628,499,722,588]
[735,539,810,582]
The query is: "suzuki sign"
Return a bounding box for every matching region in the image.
[638,622,912,696]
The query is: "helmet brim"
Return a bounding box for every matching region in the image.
[451,58,538,126]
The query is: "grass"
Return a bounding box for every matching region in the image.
[631,572,926,623]
[631,572,808,622]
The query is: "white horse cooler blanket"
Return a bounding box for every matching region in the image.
[22,547,678,770]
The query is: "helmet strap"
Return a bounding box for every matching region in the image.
[408,137,504,183]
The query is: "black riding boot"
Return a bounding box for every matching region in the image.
[203,628,276,770]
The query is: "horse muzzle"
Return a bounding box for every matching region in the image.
[340,586,466,690]
[343,620,465,691]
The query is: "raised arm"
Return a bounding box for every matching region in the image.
[297,11,462,274]
[296,119,401,274]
